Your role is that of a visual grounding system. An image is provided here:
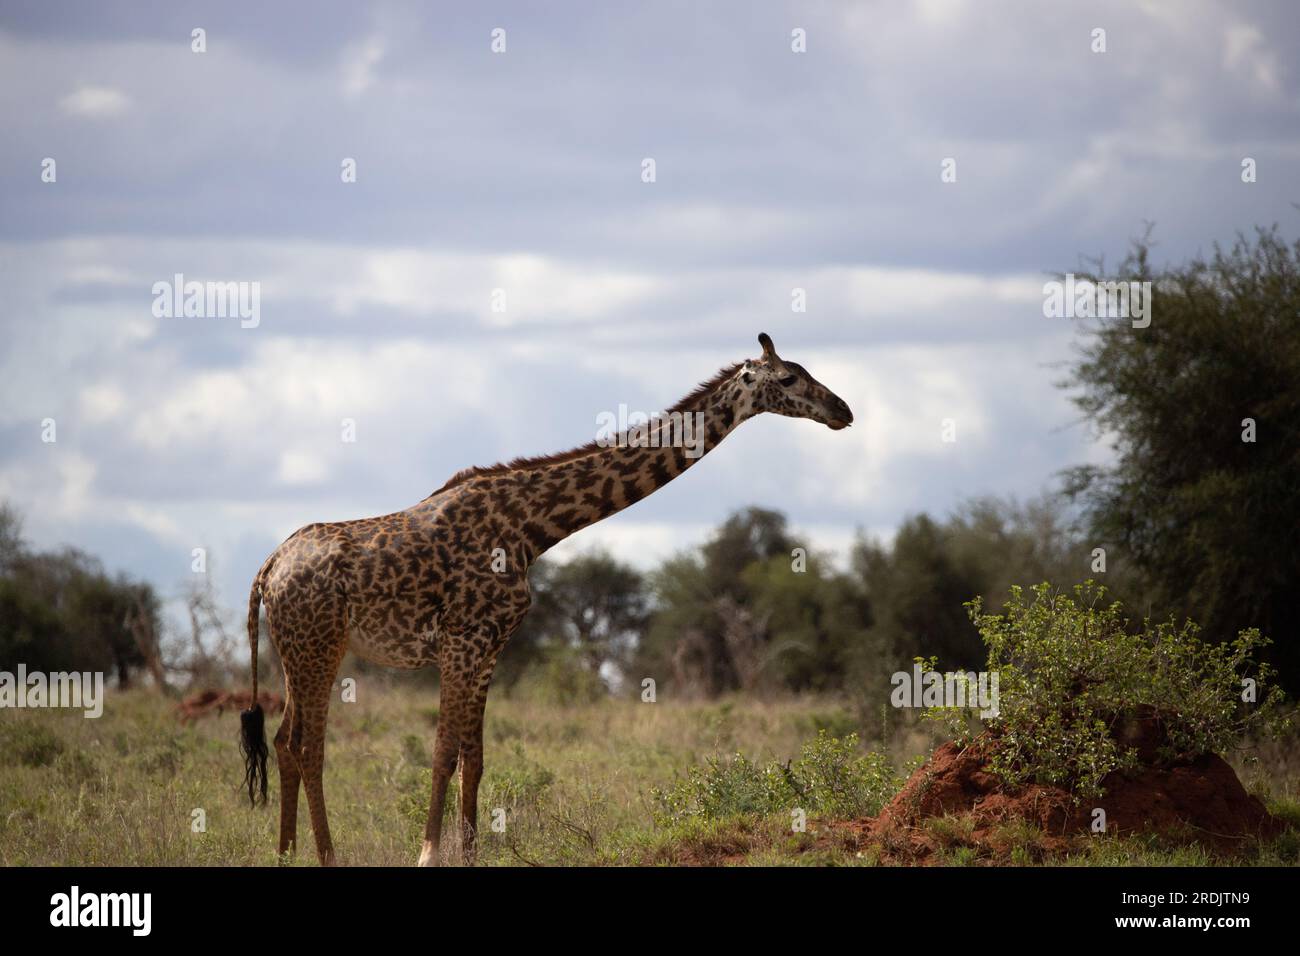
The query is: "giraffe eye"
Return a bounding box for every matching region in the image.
[779,375,798,387]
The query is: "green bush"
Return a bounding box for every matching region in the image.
[0,722,65,768]
[516,647,608,707]
[652,731,900,825]
[484,745,555,810]
[946,582,1289,800]
[788,731,900,819]
[793,708,859,740]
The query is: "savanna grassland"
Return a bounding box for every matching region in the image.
[3,681,1298,867]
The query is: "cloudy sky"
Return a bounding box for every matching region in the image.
[1,0,1297,622]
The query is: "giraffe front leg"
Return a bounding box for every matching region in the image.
[458,721,484,865]
[423,633,509,867]
[457,667,496,865]
[419,682,465,867]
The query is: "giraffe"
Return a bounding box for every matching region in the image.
[239,332,854,866]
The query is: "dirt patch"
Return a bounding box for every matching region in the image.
[828,724,1281,864]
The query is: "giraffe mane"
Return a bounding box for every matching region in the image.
[430,361,745,495]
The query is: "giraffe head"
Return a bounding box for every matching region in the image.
[741,332,854,430]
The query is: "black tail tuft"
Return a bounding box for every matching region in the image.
[239,703,269,806]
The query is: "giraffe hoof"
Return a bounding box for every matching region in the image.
[417,840,438,867]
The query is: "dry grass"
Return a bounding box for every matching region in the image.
[0,684,865,866]
[1,682,1294,867]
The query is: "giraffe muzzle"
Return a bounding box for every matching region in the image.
[826,398,854,430]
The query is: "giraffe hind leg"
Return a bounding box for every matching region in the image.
[274,612,345,867]
[273,691,300,860]
[297,696,336,866]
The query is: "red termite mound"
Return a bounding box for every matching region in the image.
[851,714,1280,861]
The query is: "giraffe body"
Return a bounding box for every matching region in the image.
[240,333,853,865]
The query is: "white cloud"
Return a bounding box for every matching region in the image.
[915,0,969,27]
[547,520,704,570]
[121,503,184,545]
[1223,24,1282,95]
[341,35,385,98]
[277,450,328,486]
[769,347,995,510]
[122,337,491,454]
[51,451,96,521]
[59,85,130,118]
[78,383,127,425]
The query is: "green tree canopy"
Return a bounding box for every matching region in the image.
[1061,227,1300,685]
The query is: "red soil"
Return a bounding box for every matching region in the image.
[835,722,1281,863]
[177,688,284,723]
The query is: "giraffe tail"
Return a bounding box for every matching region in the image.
[239,563,270,806]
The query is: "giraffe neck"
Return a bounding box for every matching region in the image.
[501,367,755,562]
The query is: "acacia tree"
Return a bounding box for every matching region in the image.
[516,551,647,685]
[1061,227,1300,686]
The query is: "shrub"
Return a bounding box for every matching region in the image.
[484,745,555,811]
[939,581,1289,799]
[652,731,900,825]
[787,731,899,819]
[0,722,65,768]
[653,752,786,824]
[516,647,608,707]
